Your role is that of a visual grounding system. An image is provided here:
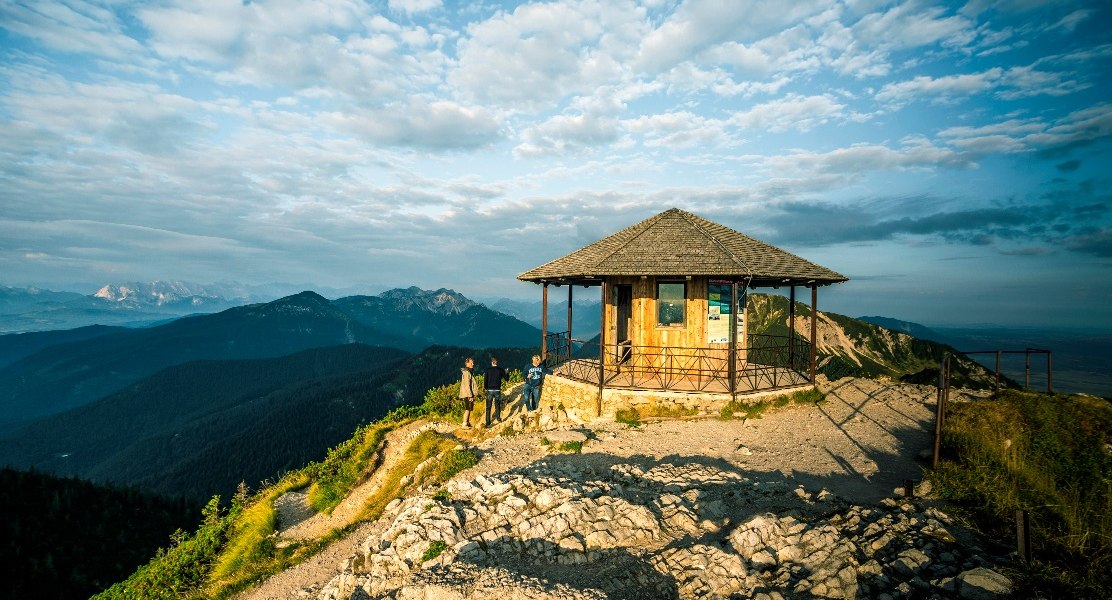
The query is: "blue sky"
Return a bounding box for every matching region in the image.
[1,0,1110,328]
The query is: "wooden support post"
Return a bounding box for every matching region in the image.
[809,285,817,383]
[789,286,796,369]
[597,281,607,417]
[729,281,738,401]
[567,285,573,355]
[904,479,915,499]
[541,283,549,361]
[1016,509,1031,563]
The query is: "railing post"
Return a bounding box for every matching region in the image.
[933,354,948,470]
[1016,509,1032,563]
[1025,349,1031,390]
[994,350,1001,390]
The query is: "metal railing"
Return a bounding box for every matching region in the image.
[958,348,1053,393]
[542,331,812,394]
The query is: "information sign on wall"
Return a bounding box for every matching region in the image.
[708,282,744,343]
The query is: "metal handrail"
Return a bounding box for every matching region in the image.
[542,331,812,394]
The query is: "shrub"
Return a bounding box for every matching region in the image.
[422,540,448,562]
[94,496,232,600]
[432,488,451,503]
[307,422,395,514]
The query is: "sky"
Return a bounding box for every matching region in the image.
[1,0,1110,329]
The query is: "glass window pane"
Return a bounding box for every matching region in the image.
[657,282,685,326]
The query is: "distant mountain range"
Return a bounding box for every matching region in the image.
[0,343,536,502]
[0,287,540,430]
[0,282,248,333]
[483,296,602,336]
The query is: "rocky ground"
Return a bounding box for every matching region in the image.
[241,377,1008,600]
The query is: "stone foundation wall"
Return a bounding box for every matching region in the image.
[539,374,813,420]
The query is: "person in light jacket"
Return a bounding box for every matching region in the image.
[459,357,476,428]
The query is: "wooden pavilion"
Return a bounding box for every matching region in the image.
[517,208,848,405]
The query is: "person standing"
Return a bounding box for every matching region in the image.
[458,357,476,428]
[522,354,551,413]
[483,357,507,427]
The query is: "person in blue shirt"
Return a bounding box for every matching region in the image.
[522,354,551,413]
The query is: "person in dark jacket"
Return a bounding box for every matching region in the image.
[522,354,551,412]
[458,357,476,428]
[483,357,507,427]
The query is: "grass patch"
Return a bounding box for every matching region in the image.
[356,430,464,522]
[540,436,551,446]
[432,488,451,503]
[306,421,396,514]
[558,440,583,454]
[421,540,448,562]
[930,389,1112,599]
[719,388,826,420]
[615,407,642,427]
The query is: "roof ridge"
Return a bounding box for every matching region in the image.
[676,209,753,278]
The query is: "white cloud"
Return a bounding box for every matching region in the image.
[0,0,146,60]
[138,0,446,102]
[449,0,646,109]
[852,2,974,50]
[876,64,1088,104]
[622,112,732,149]
[730,94,857,133]
[937,104,1112,155]
[876,69,1002,103]
[388,0,442,15]
[327,99,502,150]
[514,113,622,157]
[635,0,828,73]
[761,139,974,178]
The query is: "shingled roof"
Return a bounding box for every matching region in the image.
[517,208,847,287]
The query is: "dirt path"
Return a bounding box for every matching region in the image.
[237,377,954,599]
[275,419,446,542]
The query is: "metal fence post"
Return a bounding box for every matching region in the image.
[933,354,948,470]
[1047,351,1053,394]
[1016,509,1031,563]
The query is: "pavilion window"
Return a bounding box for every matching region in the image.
[656,282,686,326]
